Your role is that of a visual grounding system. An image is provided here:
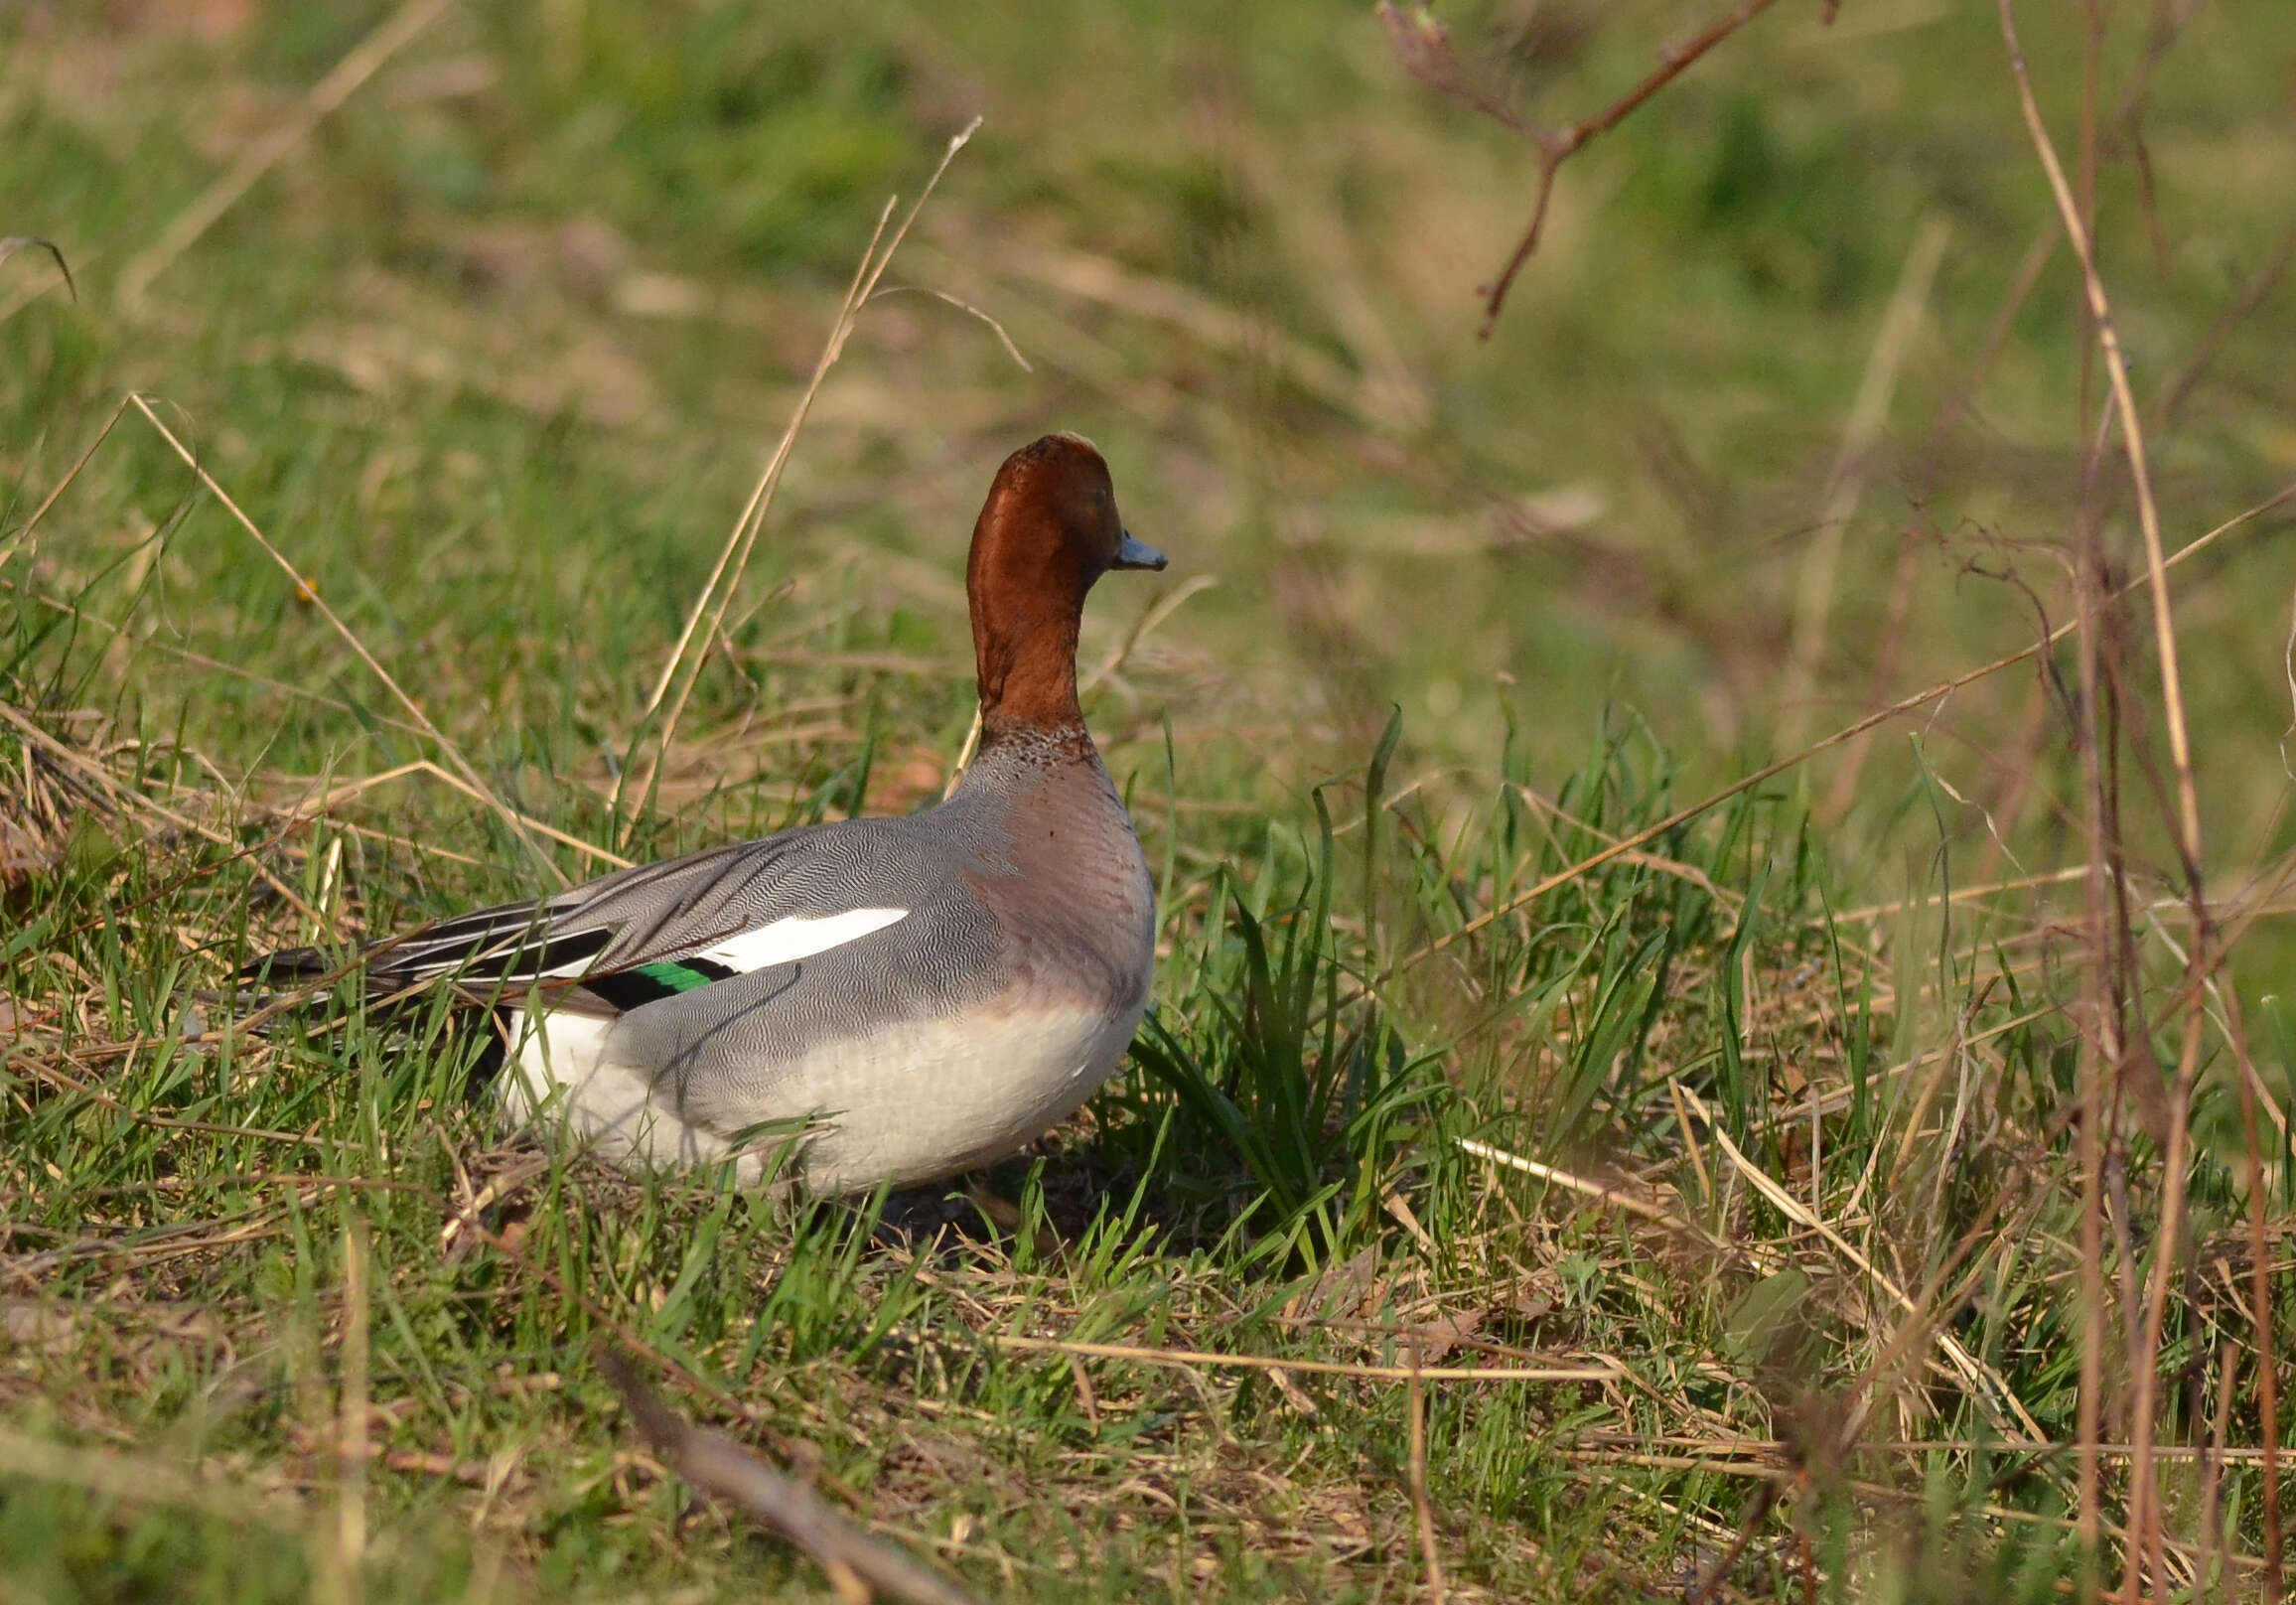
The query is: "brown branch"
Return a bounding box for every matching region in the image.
[2229,993,2285,1603]
[1406,1346,1448,1605]
[1378,0,1783,336]
[1375,2,1531,137]
[597,1349,982,1605]
[1996,4,2200,886]
[2000,7,2216,1591]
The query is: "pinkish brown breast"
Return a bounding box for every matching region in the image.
[965,745,1156,1022]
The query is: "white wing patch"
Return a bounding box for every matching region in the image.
[695,907,910,973]
[532,934,615,979]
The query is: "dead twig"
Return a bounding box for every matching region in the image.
[596,1348,981,1605]
[0,235,75,302]
[1406,1344,1449,1605]
[1379,0,1783,334]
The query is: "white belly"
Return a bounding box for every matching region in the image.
[498,997,1144,1194]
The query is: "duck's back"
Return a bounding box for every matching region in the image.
[505,737,1156,1190]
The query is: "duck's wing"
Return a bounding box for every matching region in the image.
[242,819,953,1015]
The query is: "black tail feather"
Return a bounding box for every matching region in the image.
[238,900,613,1001]
[238,945,337,983]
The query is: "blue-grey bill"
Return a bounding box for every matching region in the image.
[1114,530,1168,571]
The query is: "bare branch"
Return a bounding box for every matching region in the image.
[597,1349,982,1605]
[1378,0,1785,335]
[1376,3,1532,136]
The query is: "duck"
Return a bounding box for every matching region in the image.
[247,433,1168,1195]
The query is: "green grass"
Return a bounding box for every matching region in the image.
[7,1,2296,1599]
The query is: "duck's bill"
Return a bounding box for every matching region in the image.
[1113,530,1168,571]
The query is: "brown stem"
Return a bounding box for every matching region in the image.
[2229,997,2285,1603]
[2000,6,2216,1587]
[1377,0,1784,335]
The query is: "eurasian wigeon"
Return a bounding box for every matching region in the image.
[248,434,1168,1194]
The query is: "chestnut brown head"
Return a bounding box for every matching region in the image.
[965,434,1165,742]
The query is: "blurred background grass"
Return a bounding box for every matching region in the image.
[10,0,2293,860]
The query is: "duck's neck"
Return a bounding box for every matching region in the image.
[968,520,1101,753]
[965,473,1100,755]
[973,604,1088,752]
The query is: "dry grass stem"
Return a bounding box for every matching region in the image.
[1998,0,2198,870]
[989,1335,1619,1386]
[1999,6,2212,1584]
[1456,1137,1690,1229]
[335,1219,371,1600]
[286,759,633,872]
[1677,1088,2046,1443]
[1778,214,1950,748]
[1405,478,2292,970]
[622,118,982,837]
[1406,1346,1448,1605]
[634,208,895,727]
[127,395,567,887]
[1,395,136,565]
[1080,574,1219,701]
[862,284,1033,372]
[0,697,324,924]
